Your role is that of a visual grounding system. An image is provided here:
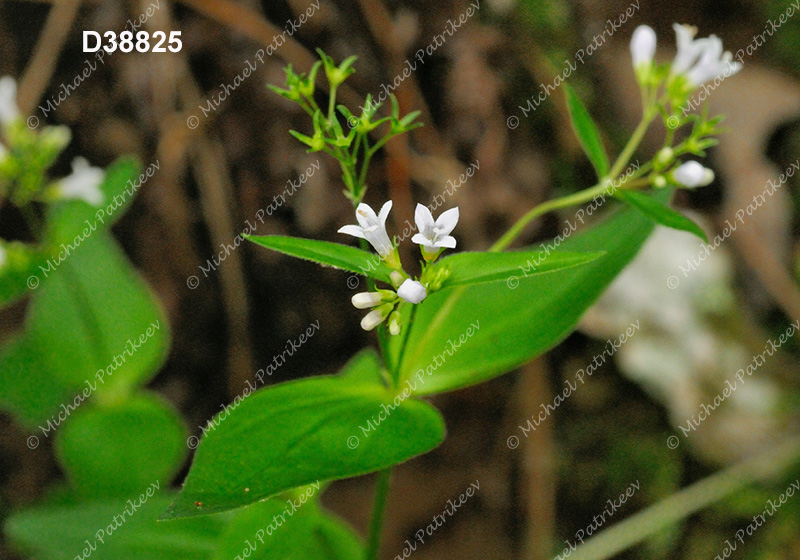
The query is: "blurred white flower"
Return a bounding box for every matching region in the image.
[0,77,20,125]
[671,24,741,86]
[630,25,657,73]
[57,157,105,206]
[397,279,427,304]
[338,201,394,257]
[673,161,715,188]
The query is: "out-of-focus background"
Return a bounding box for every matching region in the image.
[1,0,800,558]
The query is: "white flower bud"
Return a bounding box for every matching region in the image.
[360,304,393,331]
[630,25,657,71]
[351,292,383,309]
[673,161,714,188]
[397,279,427,304]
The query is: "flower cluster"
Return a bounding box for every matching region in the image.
[0,77,105,210]
[339,201,459,333]
[269,50,421,205]
[627,24,741,191]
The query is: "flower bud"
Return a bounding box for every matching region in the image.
[673,161,714,188]
[351,292,383,309]
[397,279,427,304]
[630,25,657,80]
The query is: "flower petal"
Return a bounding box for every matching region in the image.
[434,207,459,234]
[355,202,379,229]
[414,203,435,233]
[338,225,366,239]
[411,233,429,246]
[378,200,393,226]
[436,235,457,249]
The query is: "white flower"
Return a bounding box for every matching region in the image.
[57,157,105,206]
[630,25,657,70]
[671,24,741,86]
[411,204,459,256]
[673,161,714,188]
[351,292,383,309]
[0,77,20,125]
[397,279,427,304]
[338,201,394,257]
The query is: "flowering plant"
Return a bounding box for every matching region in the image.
[154,29,743,557]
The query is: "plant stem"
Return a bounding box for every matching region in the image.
[490,181,610,252]
[567,435,800,560]
[366,468,392,560]
[493,102,659,252]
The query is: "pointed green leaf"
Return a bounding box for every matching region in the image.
[433,250,604,289]
[615,189,708,242]
[391,190,669,394]
[564,83,610,178]
[162,361,444,519]
[247,235,394,284]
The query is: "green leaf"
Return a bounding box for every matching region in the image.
[0,241,44,308]
[433,250,604,289]
[615,189,708,242]
[393,191,668,395]
[212,500,362,560]
[0,232,169,427]
[564,83,610,178]
[5,495,225,560]
[247,235,394,284]
[162,368,445,519]
[55,394,188,499]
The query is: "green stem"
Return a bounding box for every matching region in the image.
[366,468,392,560]
[328,85,338,123]
[567,435,800,560]
[493,100,660,252]
[490,182,610,252]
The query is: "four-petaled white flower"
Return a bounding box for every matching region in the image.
[673,161,714,188]
[671,24,741,86]
[57,157,105,206]
[0,77,20,125]
[397,279,427,304]
[630,25,657,73]
[338,201,394,257]
[411,204,459,256]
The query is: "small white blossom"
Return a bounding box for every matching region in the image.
[630,25,657,71]
[0,77,20,125]
[338,201,394,257]
[671,24,741,86]
[397,279,427,304]
[673,161,714,188]
[57,157,105,206]
[411,204,459,256]
[351,292,383,309]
